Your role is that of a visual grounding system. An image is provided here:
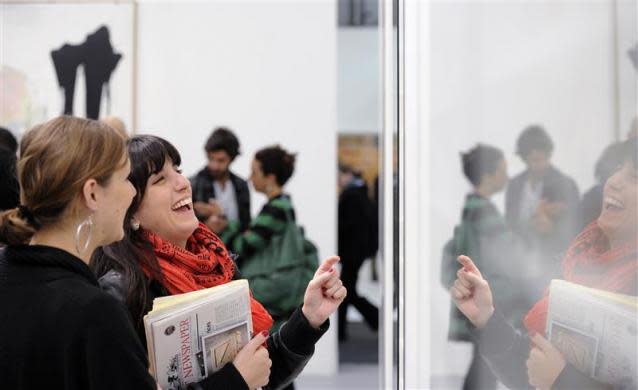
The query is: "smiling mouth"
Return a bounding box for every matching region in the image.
[172,197,193,212]
[604,196,625,212]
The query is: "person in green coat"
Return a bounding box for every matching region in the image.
[441,144,528,390]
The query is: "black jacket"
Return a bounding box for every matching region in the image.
[190,169,251,232]
[100,270,328,390]
[0,245,156,390]
[505,166,580,258]
[338,180,377,261]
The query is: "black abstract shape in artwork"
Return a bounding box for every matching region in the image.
[51,26,122,119]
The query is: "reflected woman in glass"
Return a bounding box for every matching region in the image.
[451,138,637,389]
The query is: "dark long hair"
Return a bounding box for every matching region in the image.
[91,134,182,329]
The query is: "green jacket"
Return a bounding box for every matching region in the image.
[441,193,527,341]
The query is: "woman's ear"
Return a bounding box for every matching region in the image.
[81,179,100,212]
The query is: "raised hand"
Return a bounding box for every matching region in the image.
[302,256,347,329]
[450,255,494,329]
[233,331,272,390]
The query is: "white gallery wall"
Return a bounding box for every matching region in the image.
[403,0,635,387]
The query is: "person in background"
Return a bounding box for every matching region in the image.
[337,164,378,342]
[0,116,157,389]
[92,137,346,390]
[0,126,18,155]
[505,125,580,299]
[442,144,526,390]
[222,145,297,262]
[580,141,626,230]
[451,137,637,390]
[0,147,19,212]
[191,127,251,237]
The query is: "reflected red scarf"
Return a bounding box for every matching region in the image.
[142,223,273,334]
[524,221,638,336]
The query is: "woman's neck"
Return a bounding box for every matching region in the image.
[30,225,94,265]
[175,239,188,249]
[599,222,636,250]
[607,231,636,250]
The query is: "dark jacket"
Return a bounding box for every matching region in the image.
[190,169,251,232]
[442,194,528,341]
[472,310,609,390]
[100,269,327,390]
[338,179,377,262]
[505,166,580,259]
[0,245,156,390]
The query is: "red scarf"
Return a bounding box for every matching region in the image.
[524,221,638,336]
[142,223,273,334]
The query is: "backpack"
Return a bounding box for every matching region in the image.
[240,210,318,329]
[440,221,480,289]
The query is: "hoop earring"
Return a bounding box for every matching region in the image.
[75,215,93,255]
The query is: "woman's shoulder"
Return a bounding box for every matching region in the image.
[98,268,169,304]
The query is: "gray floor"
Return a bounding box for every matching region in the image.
[297,319,380,389]
[298,371,505,390]
[296,363,379,389]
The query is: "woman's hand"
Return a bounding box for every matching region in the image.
[450,255,494,329]
[233,331,271,390]
[302,256,347,329]
[527,334,566,390]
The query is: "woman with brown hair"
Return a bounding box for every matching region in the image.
[451,138,638,389]
[0,116,157,389]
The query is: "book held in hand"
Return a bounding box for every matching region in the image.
[144,279,253,390]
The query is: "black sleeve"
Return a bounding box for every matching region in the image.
[187,363,249,390]
[470,310,533,390]
[81,294,157,390]
[265,307,329,389]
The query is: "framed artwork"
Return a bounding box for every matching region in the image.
[0,1,136,138]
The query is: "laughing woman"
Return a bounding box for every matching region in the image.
[92,135,346,390]
[450,138,638,390]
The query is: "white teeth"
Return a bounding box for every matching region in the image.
[605,196,624,209]
[172,197,192,210]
